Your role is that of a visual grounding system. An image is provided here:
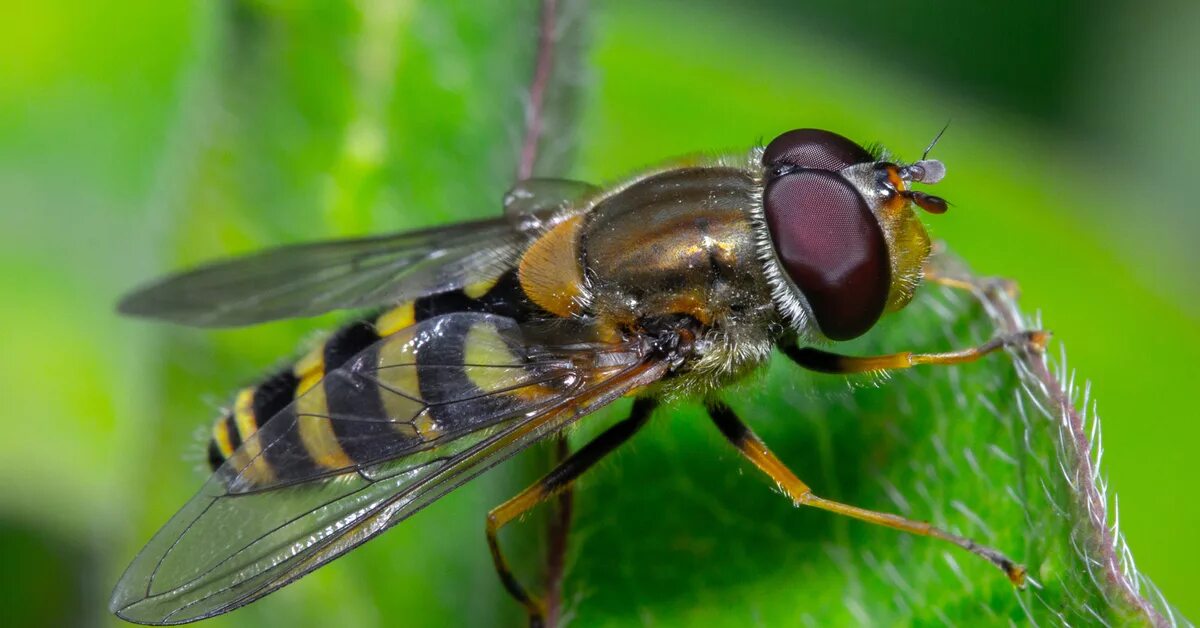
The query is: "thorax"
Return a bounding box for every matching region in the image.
[577,166,780,390]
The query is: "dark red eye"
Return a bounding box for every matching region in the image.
[763,169,890,340]
[763,129,874,171]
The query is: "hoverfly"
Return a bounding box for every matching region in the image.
[111,129,1043,625]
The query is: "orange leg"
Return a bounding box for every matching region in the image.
[487,398,656,627]
[706,402,1026,586]
[784,330,1048,375]
[923,263,1020,299]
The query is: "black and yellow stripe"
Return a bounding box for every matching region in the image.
[204,268,560,482]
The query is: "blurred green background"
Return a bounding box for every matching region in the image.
[1,0,1197,625]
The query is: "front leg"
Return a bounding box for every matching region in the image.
[783,330,1048,375]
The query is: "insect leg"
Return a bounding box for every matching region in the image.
[782,330,1048,375]
[923,263,1020,298]
[487,398,657,627]
[705,401,1027,586]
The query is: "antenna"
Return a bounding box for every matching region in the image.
[922,120,952,161]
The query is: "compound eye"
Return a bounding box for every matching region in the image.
[763,170,890,340]
[762,129,875,171]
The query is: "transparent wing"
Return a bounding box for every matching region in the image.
[119,179,599,328]
[503,178,599,232]
[118,218,522,327]
[111,313,666,625]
